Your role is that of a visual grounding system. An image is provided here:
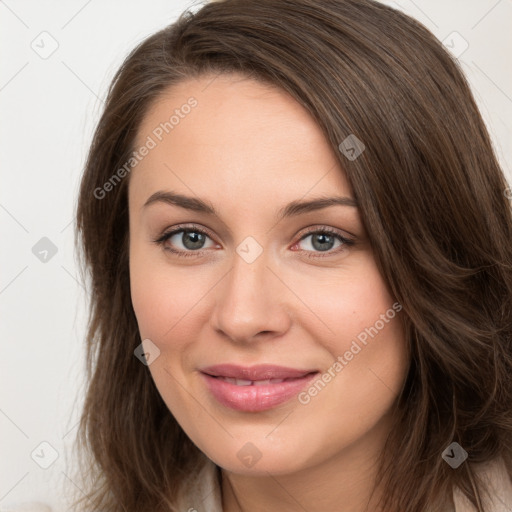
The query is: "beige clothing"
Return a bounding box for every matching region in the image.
[452,457,512,512]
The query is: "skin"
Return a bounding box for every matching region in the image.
[128,73,410,512]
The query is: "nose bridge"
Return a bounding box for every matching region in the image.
[211,240,289,342]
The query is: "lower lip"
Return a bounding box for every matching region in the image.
[200,372,318,412]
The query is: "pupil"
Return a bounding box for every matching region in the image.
[312,233,334,251]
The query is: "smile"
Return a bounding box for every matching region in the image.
[199,364,319,412]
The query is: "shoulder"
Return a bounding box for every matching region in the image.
[453,457,512,512]
[6,458,509,512]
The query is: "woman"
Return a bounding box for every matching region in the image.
[71,0,512,511]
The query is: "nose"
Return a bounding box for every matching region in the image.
[209,245,292,344]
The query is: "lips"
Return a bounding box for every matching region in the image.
[200,364,319,412]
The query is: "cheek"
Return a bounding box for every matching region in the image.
[293,255,408,406]
[129,251,205,412]
[130,269,174,340]
[290,252,400,349]
[129,245,199,339]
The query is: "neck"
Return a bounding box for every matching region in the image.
[220,413,394,512]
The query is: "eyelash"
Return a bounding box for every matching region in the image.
[152,224,355,259]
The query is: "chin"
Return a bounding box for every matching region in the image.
[202,436,319,476]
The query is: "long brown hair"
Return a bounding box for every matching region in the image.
[73,0,512,510]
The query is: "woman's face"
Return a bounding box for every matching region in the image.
[128,73,409,475]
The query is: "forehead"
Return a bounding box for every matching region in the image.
[129,73,353,209]
[135,72,320,145]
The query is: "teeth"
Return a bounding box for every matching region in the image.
[219,377,286,385]
[235,379,253,386]
[253,379,271,386]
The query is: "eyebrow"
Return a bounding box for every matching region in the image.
[142,190,358,220]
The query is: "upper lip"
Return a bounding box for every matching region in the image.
[200,364,318,381]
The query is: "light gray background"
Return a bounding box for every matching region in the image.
[1,1,511,510]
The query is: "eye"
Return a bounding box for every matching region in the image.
[153,224,355,259]
[153,225,217,257]
[292,227,354,258]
